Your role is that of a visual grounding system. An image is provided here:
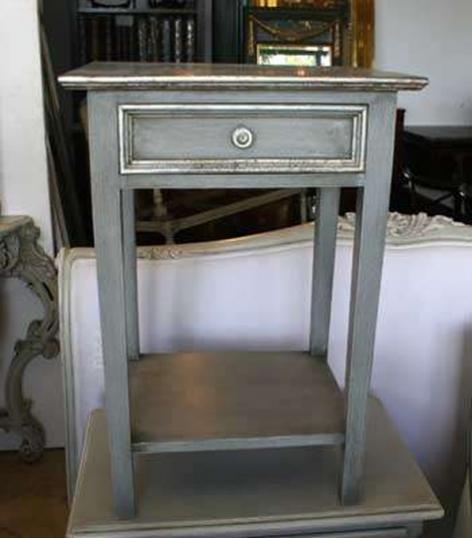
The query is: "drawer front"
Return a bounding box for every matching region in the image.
[118,104,367,175]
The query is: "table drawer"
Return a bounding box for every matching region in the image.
[119,103,367,175]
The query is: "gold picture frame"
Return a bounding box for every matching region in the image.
[350,0,375,68]
[249,0,375,68]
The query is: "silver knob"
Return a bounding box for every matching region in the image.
[232,126,254,149]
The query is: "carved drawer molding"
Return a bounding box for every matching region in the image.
[119,103,368,175]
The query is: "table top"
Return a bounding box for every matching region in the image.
[59,62,428,92]
[67,399,442,537]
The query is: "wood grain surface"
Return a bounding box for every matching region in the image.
[129,351,345,453]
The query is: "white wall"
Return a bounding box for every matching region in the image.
[0,0,63,449]
[0,0,53,240]
[376,0,472,126]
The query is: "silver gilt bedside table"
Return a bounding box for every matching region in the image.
[60,63,428,519]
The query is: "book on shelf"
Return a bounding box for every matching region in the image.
[90,18,100,60]
[128,17,136,60]
[78,17,88,64]
[161,17,172,61]
[186,16,195,62]
[78,10,197,63]
[115,18,123,59]
[148,16,160,61]
[137,16,148,60]
[174,17,183,63]
[104,16,113,60]
[115,16,134,61]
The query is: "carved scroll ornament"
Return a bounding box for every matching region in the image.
[0,218,59,461]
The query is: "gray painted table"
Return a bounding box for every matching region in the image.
[59,63,428,519]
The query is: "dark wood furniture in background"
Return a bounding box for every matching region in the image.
[402,126,472,223]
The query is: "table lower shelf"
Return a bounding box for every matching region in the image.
[129,351,345,454]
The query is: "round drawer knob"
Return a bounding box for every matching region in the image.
[232,126,254,150]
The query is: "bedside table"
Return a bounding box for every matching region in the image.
[60,63,428,518]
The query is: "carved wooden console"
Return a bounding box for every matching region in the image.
[0,216,59,461]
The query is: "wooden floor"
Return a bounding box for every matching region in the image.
[0,449,68,538]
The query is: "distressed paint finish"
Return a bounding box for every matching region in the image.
[122,190,139,361]
[60,63,427,519]
[342,93,398,504]
[310,188,341,358]
[88,92,135,517]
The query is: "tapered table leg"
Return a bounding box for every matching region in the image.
[122,190,139,361]
[341,94,397,504]
[310,188,341,358]
[89,94,135,518]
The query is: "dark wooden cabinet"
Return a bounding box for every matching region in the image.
[403,126,472,222]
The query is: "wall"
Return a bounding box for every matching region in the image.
[376,0,472,126]
[0,0,63,449]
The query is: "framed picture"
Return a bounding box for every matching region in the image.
[257,43,333,66]
[244,0,375,68]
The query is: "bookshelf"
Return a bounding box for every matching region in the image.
[73,0,212,65]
